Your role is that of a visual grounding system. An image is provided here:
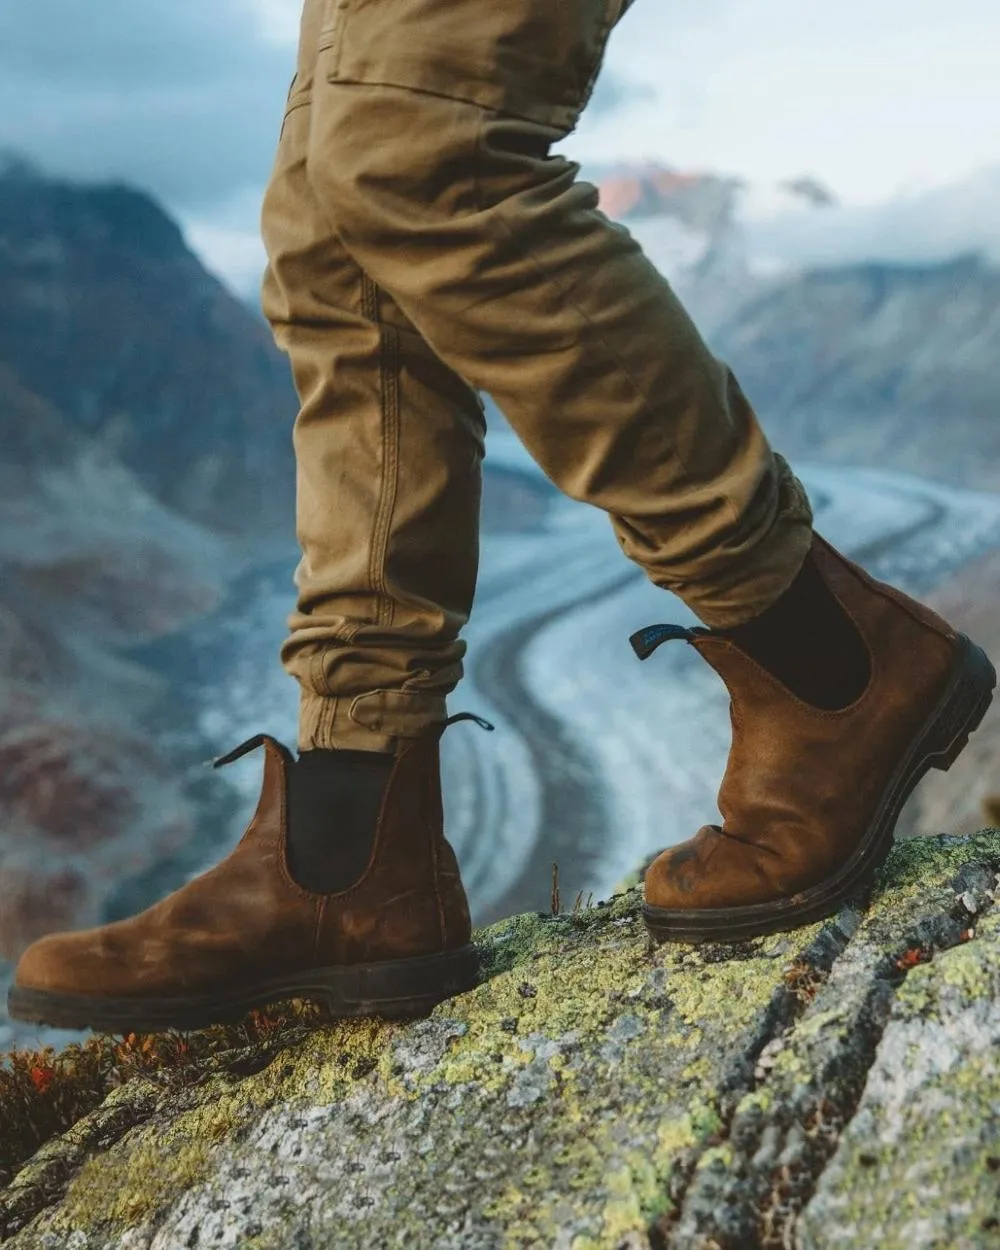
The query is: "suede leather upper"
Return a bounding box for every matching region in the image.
[644,532,961,913]
[13,729,472,999]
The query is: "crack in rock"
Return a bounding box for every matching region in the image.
[798,861,1000,1249]
[646,912,857,1250]
[659,845,1000,1250]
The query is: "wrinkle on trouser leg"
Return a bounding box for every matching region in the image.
[304,81,813,629]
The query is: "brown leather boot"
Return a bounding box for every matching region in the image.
[632,532,996,943]
[7,712,491,1032]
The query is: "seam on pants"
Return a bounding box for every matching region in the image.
[472,111,741,537]
[290,150,371,703]
[362,270,401,630]
[318,691,340,740]
[360,266,379,321]
[311,640,355,699]
[309,650,327,699]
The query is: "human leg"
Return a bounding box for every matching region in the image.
[261,1,487,758]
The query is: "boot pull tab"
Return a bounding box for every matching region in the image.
[207,733,293,769]
[444,711,495,732]
[629,622,704,661]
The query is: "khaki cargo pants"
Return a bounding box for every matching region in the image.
[260,0,814,753]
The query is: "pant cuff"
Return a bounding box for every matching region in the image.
[298,687,449,754]
[678,453,816,630]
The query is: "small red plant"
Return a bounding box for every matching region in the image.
[895,946,930,971]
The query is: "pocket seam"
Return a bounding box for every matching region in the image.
[317,0,350,71]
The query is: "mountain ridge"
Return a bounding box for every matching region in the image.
[0,157,297,540]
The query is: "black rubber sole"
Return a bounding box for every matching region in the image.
[6,944,481,1034]
[643,631,997,945]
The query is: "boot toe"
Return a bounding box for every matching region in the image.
[643,826,723,910]
[13,931,85,996]
[644,825,784,912]
[13,927,130,997]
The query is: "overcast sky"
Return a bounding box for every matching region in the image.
[1,0,997,296]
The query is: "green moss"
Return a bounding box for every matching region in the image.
[792,1006,852,1040]
[680,1054,713,1083]
[1,887,818,1247]
[695,1143,735,1171]
[770,1046,809,1082]
[791,835,1000,1247]
[19,1015,400,1239]
[46,1083,240,1230]
[874,832,1000,899]
[734,1087,774,1116]
[803,1038,1000,1247]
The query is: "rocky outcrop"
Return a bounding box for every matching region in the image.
[2,831,998,1249]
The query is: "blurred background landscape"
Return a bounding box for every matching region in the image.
[1,0,998,1052]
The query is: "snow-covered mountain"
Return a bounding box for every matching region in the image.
[712,253,1000,492]
[592,159,1000,328]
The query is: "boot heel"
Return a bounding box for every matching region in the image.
[927,634,997,772]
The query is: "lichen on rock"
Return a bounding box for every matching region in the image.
[1,832,999,1250]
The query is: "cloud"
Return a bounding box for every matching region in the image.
[740,165,1000,273]
[0,0,294,210]
[585,69,658,119]
[570,0,1000,206]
